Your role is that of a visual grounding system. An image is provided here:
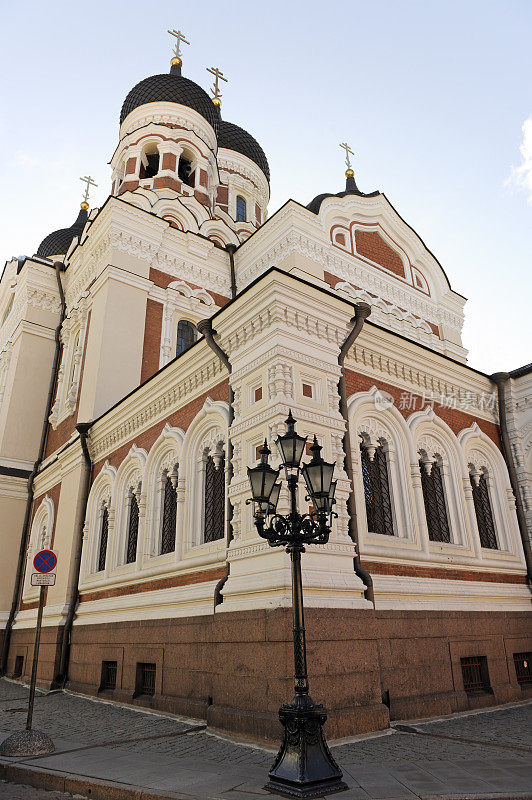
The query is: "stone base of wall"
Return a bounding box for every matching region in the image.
[6,608,532,742]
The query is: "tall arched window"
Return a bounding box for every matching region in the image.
[97,505,109,572]
[236,195,247,222]
[204,452,225,543]
[176,320,197,356]
[419,459,451,542]
[126,490,140,563]
[2,296,13,325]
[178,153,195,187]
[360,442,394,536]
[160,469,177,554]
[139,144,160,179]
[470,469,498,549]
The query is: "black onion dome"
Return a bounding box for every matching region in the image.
[307,175,379,214]
[36,208,88,259]
[120,71,219,132]
[218,120,270,182]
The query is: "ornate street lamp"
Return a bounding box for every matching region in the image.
[247,412,347,799]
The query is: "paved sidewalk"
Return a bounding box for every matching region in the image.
[0,679,530,799]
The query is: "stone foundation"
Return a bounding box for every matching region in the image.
[6,608,532,742]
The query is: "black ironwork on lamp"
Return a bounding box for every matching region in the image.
[247,413,347,799]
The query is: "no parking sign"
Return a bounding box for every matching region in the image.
[31,549,57,586]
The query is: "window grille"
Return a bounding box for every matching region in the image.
[97,506,109,572]
[160,473,177,554]
[176,320,197,356]
[420,460,451,542]
[461,656,491,693]
[513,652,532,687]
[360,444,394,536]
[13,655,24,678]
[136,662,156,696]
[236,195,247,222]
[471,472,497,549]
[126,492,139,564]
[100,660,117,691]
[204,453,225,543]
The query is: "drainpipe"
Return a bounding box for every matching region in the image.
[226,244,237,300]
[337,303,374,605]
[491,372,532,582]
[1,262,67,675]
[54,421,93,686]
[196,318,233,605]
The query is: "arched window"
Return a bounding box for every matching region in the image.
[126,490,140,563]
[139,144,160,179]
[236,195,247,222]
[204,451,225,543]
[2,296,13,325]
[419,458,451,542]
[176,320,197,356]
[470,469,498,549]
[67,331,80,390]
[178,153,195,187]
[160,469,177,554]
[97,505,109,572]
[360,442,394,535]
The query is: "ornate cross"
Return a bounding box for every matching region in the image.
[206,66,228,104]
[168,28,190,60]
[80,175,97,204]
[339,142,354,171]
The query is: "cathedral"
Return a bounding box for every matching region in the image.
[0,32,530,742]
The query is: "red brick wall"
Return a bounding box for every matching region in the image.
[149,268,230,308]
[365,561,526,584]
[354,229,405,278]
[92,379,229,479]
[140,299,163,384]
[345,369,501,446]
[80,566,226,602]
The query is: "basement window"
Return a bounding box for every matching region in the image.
[514,652,532,688]
[135,662,156,696]
[13,655,23,678]
[461,656,491,694]
[99,660,117,691]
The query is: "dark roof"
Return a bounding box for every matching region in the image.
[307,175,380,214]
[36,207,88,259]
[509,363,532,379]
[217,119,270,182]
[120,66,219,132]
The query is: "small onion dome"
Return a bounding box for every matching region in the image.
[120,64,219,132]
[36,206,88,259]
[217,119,270,183]
[307,174,379,214]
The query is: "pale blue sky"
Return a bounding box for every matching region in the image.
[1,0,530,373]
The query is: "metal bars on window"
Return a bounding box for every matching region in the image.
[420,460,451,542]
[471,472,497,549]
[460,655,491,693]
[160,473,177,554]
[204,453,225,543]
[97,506,109,572]
[100,660,117,691]
[126,492,139,564]
[513,652,532,687]
[360,444,394,536]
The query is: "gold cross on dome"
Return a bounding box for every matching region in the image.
[80,175,97,204]
[339,142,354,171]
[206,66,228,104]
[168,28,190,60]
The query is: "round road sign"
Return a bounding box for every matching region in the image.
[33,550,57,574]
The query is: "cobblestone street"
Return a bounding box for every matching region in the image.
[0,679,531,799]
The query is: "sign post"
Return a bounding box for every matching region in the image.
[0,550,57,756]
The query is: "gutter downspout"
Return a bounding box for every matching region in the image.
[1,261,66,675]
[226,244,237,300]
[54,421,92,686]
[337,302,374,605]
[491,372,532,582]
[196,318,233,606]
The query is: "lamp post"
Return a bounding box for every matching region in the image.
[247,411,347,799]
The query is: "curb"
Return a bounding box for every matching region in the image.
[0,760,219,800]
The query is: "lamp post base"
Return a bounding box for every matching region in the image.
[264,699,348,799]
